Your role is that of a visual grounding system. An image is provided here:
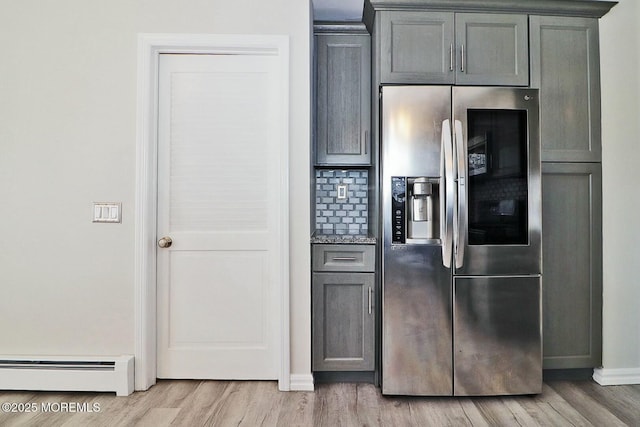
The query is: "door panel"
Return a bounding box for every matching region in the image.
[455,14,529,86]
[530,16,601,162]
[157,54,282,379]
[316,34,371,165]
[169,251,267,346]
[454,276,542,396]
[542,163,602,368]
[312,273,375,371]
[453,87,541,276]
[380,11,455,84]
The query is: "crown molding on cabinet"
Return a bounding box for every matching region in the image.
[314,21,369,34]
[364,0,617,31]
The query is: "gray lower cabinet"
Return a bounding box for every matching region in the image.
[530,16,601,162]
[312,244,375,371]
[315,30,371,166]
[541,162,602,369]
[312,272,375,371]
[379,11,528,85]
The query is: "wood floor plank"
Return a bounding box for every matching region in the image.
[499,396,545,426]
[135,407,181,427]
[472,396,538,426]
[511,393,578,426]
[408,397,474,426]
[354,383,382,426]
[170,380,231,426]
[313,382,359,426]
[235,381,283,426]
[532,383,597,426]
[376,394,412,426]
[566,381,640,426]
[276,389,315,426]
[0,394,42,427]
[547,381,629,426]
[202,382,253,426]
[103,380,198,427]
[458,398,491,427]
[202,381,285,426]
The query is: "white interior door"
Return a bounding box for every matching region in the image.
[156,53,284,379]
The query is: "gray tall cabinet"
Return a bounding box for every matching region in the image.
[312,23,376,377]
[530,16,604,370]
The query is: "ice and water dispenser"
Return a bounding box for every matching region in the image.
[391,176,440,244]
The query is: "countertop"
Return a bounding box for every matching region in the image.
[310,233,377,244]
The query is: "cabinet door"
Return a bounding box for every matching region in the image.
[530,17,601,162]
[542,163,602,369]
[379,11,455,84]
[455,13,529,86]
[312,272,375,371]
[316,34,371,165]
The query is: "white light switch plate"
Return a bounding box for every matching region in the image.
[93,202,122,223]
[337,184,348,200]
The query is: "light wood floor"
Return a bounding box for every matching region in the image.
[1,380,639,426]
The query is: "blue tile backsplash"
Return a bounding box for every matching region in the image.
[315,170,368,235]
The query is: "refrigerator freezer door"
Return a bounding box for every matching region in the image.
[453,276,542,396]
[381,85,453,395]
[382,245,453,395]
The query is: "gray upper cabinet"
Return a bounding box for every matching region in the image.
[379,11,528,85]
[530,16,601,162]
[542,163,602,369]
[315,32,371,166]
[455,13,529,86]
[380,11,455,84]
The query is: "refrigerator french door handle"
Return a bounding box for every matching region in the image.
[441,119,454,268]
[454,119,467,269]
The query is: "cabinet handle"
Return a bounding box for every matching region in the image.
[460,44,465,72]
[332,256,357,261]
[368,287,372,315]
[363,130,368,155]
[449,44,454,71]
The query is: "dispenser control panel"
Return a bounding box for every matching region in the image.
[391,177,406,244]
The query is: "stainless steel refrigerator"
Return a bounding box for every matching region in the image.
[381,86,542,396]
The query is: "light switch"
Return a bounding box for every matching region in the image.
[93,203,122,223]
[337,184,348,200]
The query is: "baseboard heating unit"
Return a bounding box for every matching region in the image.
[0,355,134,396]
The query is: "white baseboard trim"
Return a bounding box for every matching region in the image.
[289,373,314,391]
[593,367,640,385]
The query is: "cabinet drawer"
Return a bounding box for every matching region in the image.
[312,244,375,272]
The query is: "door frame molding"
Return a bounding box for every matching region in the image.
[134,33,290,391]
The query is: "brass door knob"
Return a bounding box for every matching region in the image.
[157,236,173,248]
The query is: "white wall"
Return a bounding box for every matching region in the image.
[0,1,311,378]
[600,0,640,372]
